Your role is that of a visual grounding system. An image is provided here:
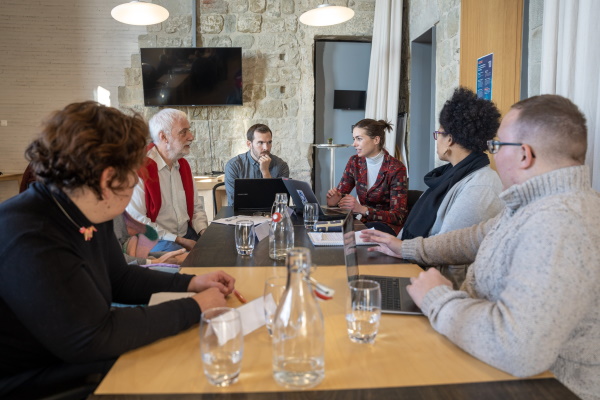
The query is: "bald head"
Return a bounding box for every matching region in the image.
[511,95,587,165]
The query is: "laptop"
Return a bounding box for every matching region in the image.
[233,178,289,211]
[282,179,348,221]
[342,213,423,315]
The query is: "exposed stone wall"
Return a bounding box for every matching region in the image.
[527,0,544,97]
[408,0,461,166]
[119,0,376,182]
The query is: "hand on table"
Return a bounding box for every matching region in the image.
[337,194,366,214]
[188,270,236,295]
[192,287,228,311]
[360,229,403,258]
[175,236,196,251]
[406,268,453,309]
[151,249,187,265]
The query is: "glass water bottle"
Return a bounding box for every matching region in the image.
[269,193,294,261]
[272,247,325,389]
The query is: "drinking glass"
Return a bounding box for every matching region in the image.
[303,203,319,231]
[263,276,287,336]
[346,279,381,344]
[235,220,255,256]
[200,307,244,387]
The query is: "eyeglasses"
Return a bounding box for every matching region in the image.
[486,140,524,154]
[432,131,448,140]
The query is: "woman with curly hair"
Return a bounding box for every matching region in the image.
[0,102,235,399]
[400,87,504,240]
[326,119,408,235]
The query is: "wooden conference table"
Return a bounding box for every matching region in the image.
[92,206,578,399]
[92,263,578,399]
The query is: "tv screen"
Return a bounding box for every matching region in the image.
[333,90,367,110]
[140,47,243,106]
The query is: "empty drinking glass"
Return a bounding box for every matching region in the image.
[303,203,319,231]
[263,276,287,336]
[235,220,255,256]
[346,279,381,344]
[200,307,244,387]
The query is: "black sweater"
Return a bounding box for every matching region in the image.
[0,183,200,378]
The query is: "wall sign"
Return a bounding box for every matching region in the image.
[477,53,493,100]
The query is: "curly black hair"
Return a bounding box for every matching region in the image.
[439,87,501,152]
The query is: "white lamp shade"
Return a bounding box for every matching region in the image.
[111,1,169,26]
[299,4,355,27]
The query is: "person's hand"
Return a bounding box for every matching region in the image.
[175,236,196,251]
[152,249,187,265]
[337,194,366,214]
[258,154,272,177]
[192,287,227,311]
[326,188,342,207]
[406,269,453,308]
[360,229,403,258]
[188,270,236,295]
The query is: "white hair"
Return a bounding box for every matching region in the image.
[148,109,187,143]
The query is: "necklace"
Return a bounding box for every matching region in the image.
[50,193,97,241]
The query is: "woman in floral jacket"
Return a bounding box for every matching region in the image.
[327,119,408,235]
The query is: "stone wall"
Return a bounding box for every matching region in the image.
[118,0,376,182]
[408,0,461,166]
[527,0,544,97]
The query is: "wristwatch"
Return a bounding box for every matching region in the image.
[355,209,369,220]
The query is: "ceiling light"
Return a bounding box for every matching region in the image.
[111,1,169,26]
[299,4,355,27]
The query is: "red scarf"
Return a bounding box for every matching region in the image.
[139,144,194,223]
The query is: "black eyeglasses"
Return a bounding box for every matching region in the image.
[433,131,448,140]
[486,140,524,154]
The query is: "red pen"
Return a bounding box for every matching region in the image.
[233,289,247,304]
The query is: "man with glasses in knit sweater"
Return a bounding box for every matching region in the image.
[362,95,600,400]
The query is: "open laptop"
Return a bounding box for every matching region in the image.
[342,213,423,315]
[282,179,348,221]
[233,178,289,211]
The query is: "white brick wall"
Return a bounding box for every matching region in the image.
[0,0,145,202]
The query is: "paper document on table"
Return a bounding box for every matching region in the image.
[148,292,265,338]
[307,229,377,247]
[211,215,271,226]
[254,221,270,242]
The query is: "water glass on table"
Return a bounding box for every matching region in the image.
[303,203,319,231]
[346,279,381,344]
[199,307,244,387]
[264,276,287,336]
[235,220,255,256]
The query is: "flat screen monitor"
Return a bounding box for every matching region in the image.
[333,90,367,110]
[140,47,243,107]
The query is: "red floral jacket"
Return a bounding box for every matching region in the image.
[337,150,408,234]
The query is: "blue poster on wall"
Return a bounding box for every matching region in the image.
[476,53,493,100]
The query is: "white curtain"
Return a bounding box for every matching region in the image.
[365,0,404,164]
[540,0,600,190]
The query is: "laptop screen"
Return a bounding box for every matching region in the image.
[341,212,359,282]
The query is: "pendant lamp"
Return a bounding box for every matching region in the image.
[299,4,355,27]
[111,1,169,26]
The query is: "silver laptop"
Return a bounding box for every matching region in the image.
[342,213,423,315]
[282,179,348,221]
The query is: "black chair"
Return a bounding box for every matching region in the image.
[212,182,226,218]
[407,190,423,214]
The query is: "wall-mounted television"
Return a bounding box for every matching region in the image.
[140,47,243,107]
[333,90,367,110]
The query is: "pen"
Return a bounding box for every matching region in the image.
[233,289,247,304]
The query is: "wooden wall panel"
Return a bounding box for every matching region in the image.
[459,0,524,116]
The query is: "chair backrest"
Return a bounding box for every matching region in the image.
[212,182,226,218]
[406,190,423,215]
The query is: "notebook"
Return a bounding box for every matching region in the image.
[282,179,348,221]
[341,213,423,315]
[233,178,289,211]
[307,230,377,247]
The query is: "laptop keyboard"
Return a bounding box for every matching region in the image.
[362,275,401,311]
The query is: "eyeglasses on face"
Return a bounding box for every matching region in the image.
[486,140,523,154]
[432,130,448,140]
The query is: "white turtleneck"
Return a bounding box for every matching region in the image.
[366,151,384,190]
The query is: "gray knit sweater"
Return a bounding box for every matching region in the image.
[402,165,600,400]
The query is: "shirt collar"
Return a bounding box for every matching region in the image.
[148,145,179,171]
